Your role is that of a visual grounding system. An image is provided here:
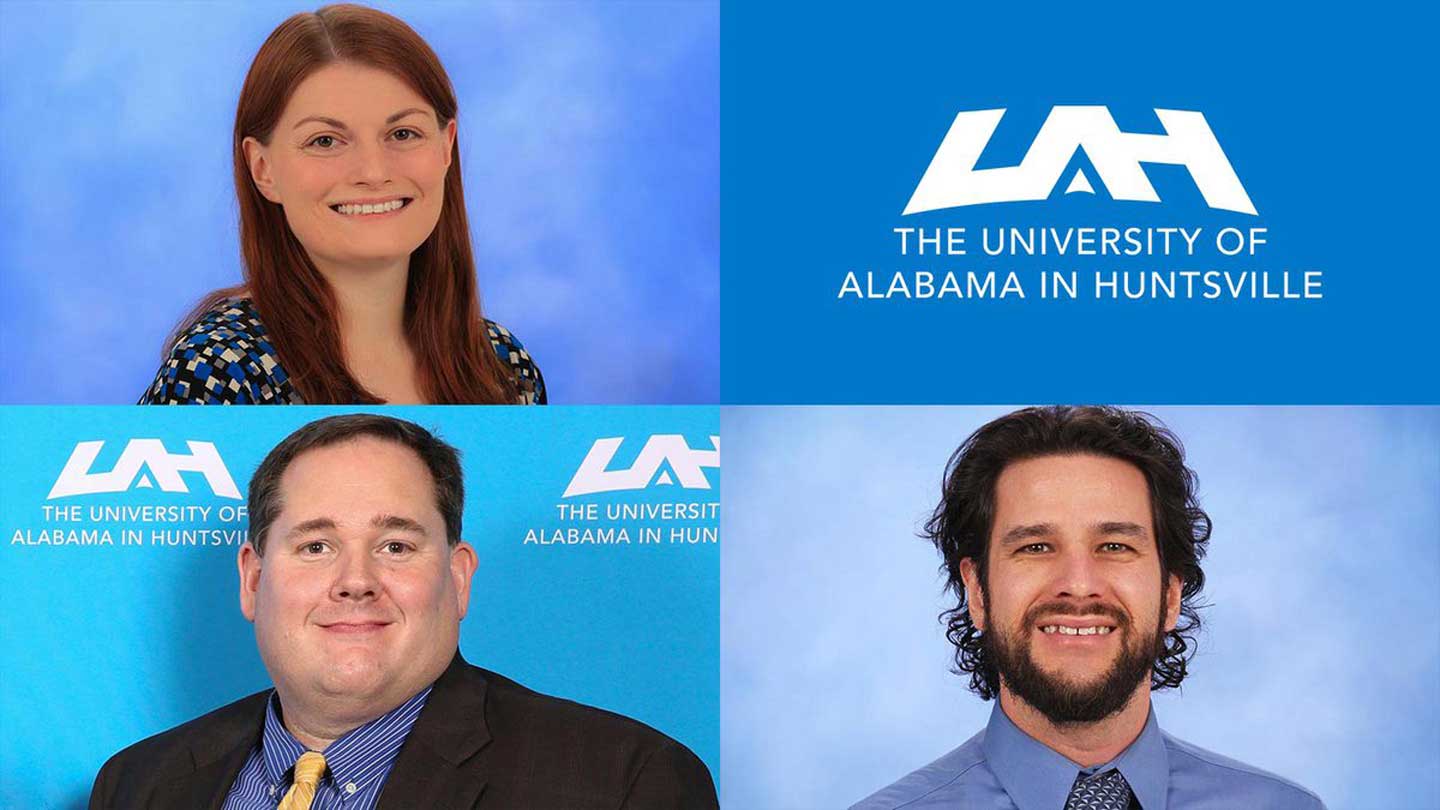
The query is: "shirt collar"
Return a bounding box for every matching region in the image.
[981,698,1169,810]
[260,685,434,796]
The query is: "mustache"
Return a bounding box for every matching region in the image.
[1022,601,1131,629]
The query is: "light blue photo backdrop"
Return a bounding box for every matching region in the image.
[0,405,719,808]
[721,406,1439,809]
[0,0,718,404]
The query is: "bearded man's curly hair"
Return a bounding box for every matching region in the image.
[925,406,1211,699]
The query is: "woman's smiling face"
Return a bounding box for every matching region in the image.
[243,61,456,275]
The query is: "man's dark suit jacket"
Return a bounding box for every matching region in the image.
[89,653,718,810]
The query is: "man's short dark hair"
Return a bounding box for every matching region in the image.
[924,405,1211,700]
[247,413,464,554]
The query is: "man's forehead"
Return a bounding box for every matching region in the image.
[283,512,431,538]
[275,438,440,512]
[992,455,1153,530]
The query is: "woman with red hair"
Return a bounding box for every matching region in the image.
[142,4,543,404]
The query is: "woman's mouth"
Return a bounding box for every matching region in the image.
[329,197,412,217]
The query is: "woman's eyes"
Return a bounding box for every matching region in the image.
[304,129,422,149]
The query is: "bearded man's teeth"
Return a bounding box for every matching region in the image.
[1039,625,1113,635]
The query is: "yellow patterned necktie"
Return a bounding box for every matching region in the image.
[276,751,327,810]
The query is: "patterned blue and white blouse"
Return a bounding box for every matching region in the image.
[139,298,545,405]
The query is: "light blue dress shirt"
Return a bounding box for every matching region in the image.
[851,702,1327,809]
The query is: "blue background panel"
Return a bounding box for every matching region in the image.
[0,405,719,808]
[720,4,1437,403]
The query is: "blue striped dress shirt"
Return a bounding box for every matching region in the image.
[221,686,433,810]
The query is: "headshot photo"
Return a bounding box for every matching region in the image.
[721,406,1439,809]
[0,406,720,808]
[0,1,718,404]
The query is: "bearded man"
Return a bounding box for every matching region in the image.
[851,406,1326,810]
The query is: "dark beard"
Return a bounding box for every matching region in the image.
[985,599,1160,725]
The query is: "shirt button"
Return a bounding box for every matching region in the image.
[345,782,358,795]
[268,786,277,797]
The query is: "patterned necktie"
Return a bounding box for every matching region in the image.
[276,751,327,810]
[1063,767,1134,810]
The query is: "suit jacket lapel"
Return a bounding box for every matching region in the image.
[151,691,269,810]
[379,653,493,810]
[149,749,257,810]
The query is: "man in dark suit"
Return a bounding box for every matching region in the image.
[90,414,717,810]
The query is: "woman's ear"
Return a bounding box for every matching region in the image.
[243,136,282,203]
[443,118,457,170]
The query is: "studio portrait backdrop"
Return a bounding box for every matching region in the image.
[0,405,720,808]
[0,0,718,404]
[720,406,1440,809]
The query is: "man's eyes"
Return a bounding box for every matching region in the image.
[1014,542,1135,554]
[294,539,415,556]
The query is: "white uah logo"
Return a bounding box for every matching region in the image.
[904,106,1256,216]
[48,439,242,499]
[563,435,720,497]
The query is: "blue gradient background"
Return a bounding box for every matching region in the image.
[0,405,719,808]
[0,0,718,404]
[720,4,1439,404]
[721,407,1440,809]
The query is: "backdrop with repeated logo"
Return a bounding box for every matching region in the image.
[0,406,719,808]
[0,0,718,404]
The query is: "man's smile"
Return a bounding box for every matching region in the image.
[1038,625,1114,636]
[318,620,393,634]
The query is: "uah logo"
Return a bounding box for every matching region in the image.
[48,439,242,500]
[563,435,720,497]
[905,106,1256,216]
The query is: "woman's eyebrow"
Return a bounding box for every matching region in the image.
[293,115,348,131]
[292,108,431,131]
[385,107,429,124]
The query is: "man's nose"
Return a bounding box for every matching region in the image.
[1052,546,1103,600]
[331,549,379,600]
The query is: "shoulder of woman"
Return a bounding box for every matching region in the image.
[139,298,294,404]
[484,318,547,405]
[176,297,270,343]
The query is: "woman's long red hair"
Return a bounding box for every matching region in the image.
[188,4,514,404]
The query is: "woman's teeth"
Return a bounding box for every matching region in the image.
[333,199,407,216]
